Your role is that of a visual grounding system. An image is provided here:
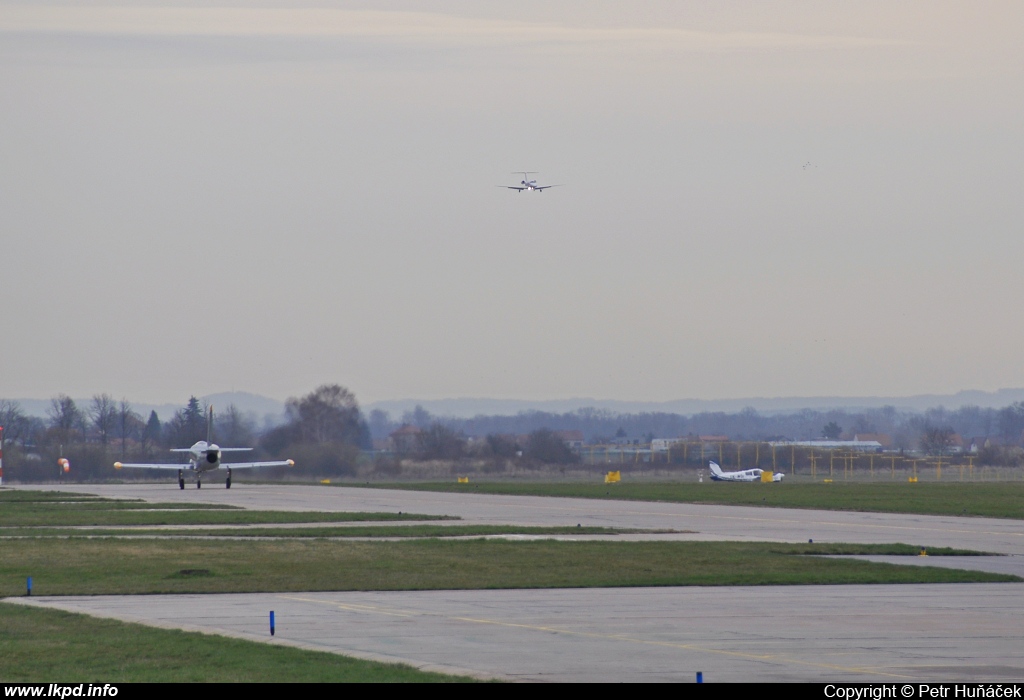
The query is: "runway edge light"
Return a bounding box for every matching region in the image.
[270,610,275,636]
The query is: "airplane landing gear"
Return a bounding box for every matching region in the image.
[178,470,184,490]
[226,468,231,489]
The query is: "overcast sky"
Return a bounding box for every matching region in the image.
[1,1,1022,406]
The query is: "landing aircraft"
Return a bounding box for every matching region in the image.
[501,171,560,192]
[708,461,784,482]
[114,407,294,489]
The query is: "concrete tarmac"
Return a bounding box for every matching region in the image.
[828,555,1024,577]
[10,483,1024,682]
[19,483,1024,555]
[13,584,1024,682]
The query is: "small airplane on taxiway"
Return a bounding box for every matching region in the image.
[500,171,561,192]
[708,461,784,482]
[114,406,293,489]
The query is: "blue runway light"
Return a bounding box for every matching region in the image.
[26,576,32,596]
[270,610,275,636]
[696,671,703,683]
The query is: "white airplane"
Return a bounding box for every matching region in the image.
[114,407,294,489]
[501,171,560,192]
[708,461,784,482]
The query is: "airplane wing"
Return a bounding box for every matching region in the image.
[502,186,526,191]
[114,462,186,470]
[222,460,295,469]
[534,185,562,190]
[218,448,254,453]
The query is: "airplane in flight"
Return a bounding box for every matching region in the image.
[708,461,784,482]
[114,407,294,489]
[501,172,560,192]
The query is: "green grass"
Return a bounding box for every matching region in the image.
[0,490,170,504]
[0,504,456,527]
[356,481,1024,519]
[0,602,478,682]
[0,539,1012,597]
[0,525,672,539]
[0,489,455,527]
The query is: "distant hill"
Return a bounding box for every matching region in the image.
[10,388,1024,424]
[366,388,1024,419]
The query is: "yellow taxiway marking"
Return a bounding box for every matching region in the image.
[278,593,915,679]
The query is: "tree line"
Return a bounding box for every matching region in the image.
[0,385,371,482]
[5,388,1024,481]
[368,402,1024,446]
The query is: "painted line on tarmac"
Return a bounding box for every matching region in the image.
[278,593,915,680]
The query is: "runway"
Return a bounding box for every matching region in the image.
[13,584,1024,682]
[20,483,1024,555]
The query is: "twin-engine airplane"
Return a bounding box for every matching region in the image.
[709,461,784,482]
[501,171,560,192]
[114,407,294,489]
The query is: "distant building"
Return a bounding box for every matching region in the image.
[948,433,964,452]
[777,440,884,453]
[969,436,1001,452]
[651,438,686,452]
[854,433,892,448]
[698,435,730,443]
[554,430,585,450]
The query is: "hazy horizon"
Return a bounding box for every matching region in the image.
[10,386,1024,424]
[2,2,1021,405]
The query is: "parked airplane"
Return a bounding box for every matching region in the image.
[708,461,784,482]
[114,407,293,489]
[501,171,560,192]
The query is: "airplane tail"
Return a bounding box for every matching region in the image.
[709,461,724,476]
[207,405,213,444]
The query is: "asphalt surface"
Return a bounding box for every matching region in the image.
[8,483,1024,682]
[13,584,1024,682]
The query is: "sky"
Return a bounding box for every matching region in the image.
[1,1,1022,407]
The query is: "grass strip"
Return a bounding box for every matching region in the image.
[0,490,237,509]
[0,539,1013,597]
[0,602,477,682]
[0,525,673,539]
[0,491,136,503]
[356,481,1024,520]
[0,506,456,527]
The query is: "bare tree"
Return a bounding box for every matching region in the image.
[0,400,28,444]
[115,399,143,459]
[215,404,255,446]
[416,423,466,460]
[90,394,118,447]
[285,385,361,445]
[48,394,82,445]
[998,402,1024,444]
[920,426,956,455]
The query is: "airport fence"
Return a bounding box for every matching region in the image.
[577,441,1022,483]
